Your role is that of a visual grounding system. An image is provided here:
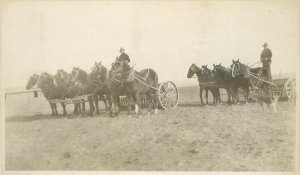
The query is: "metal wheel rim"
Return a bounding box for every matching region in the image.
[158,81,179,109]
[285,78,296,102]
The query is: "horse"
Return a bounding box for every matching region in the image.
[229,59,256,103]
[231,59,271,100]
[26,73,40,90]
[37,72,67,116]
[55,69,84,115]
[71,66,112,116]
[212,63,235,104]
[109,60,159,117]
[201,65,221,104]
[187,64,220,104]
[90,61,112,116]
[108,64,127,116]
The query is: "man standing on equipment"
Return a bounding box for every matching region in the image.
[260,42,272,81]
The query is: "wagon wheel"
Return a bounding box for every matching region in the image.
[285,78,296,103]
[158,81,179,110]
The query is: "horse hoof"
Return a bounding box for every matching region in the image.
[127,115,132,118]
[154,109,158,114]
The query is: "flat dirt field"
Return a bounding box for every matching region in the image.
[5,86,296,171]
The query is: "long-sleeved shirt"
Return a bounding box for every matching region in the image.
[118,53,130,63]
[260,48,272,62]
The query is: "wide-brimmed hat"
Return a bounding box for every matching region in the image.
[262,43,268,47]
[119,47,125,52]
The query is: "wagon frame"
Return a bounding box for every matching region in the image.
[196,73,296,103]
[118,79,179,110]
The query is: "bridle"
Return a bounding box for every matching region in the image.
[231,62,242,78]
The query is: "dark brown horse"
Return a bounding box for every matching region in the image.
[230,59,254,103]
[187,63,220,104]
[90,61,112,116]
[212,63,235,104]
[55,69,84,115]
[231,59,271,100]
[37,72,67,115]
[71,66,112,116]
[109,60,158,117]
[201,65,221,104]
[26,73,40,90]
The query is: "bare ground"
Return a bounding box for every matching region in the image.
[5,100,295,171]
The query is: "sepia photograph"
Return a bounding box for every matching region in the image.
[1,0,299,174]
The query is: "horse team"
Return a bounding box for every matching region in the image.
[26,58,270,117]
[187,59,270,105]
[26,60,159,117]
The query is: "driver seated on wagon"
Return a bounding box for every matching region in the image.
[117,47,131,68]
[115,47,134,81]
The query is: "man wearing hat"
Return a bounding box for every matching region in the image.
[260,43,272,81]
[118,47,130,64]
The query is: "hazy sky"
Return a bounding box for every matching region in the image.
[2,1,299,89]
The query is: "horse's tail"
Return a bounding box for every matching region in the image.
[149,69,158,89]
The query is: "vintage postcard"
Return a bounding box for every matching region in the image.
[1,0,299,174]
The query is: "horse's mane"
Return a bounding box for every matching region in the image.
[232,61,250,79]
[201,67,214,82]
[213,65,232,82]
[190,64,202,80]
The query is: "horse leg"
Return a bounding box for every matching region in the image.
[94,95,100,115]
[226,88,232,105]
[134,92,141,117]
[205,88,209,104]
[155,90,159,114]
[78,102,82,115]
[146,92,152,115]
[200,86,204,104]
[245,86,249,104]
[53,103,58,115]
[217,88,221,104]
[73,103,77,115]
[103,95,109,111]
[49,102,55,116]
[214,89,217,104]
[61,102,67,116]
[113,95,120,116]
[126,93,132,117]
[88,96,94,116]
[82,102,85,113]
[106,93,113,117]
[135,91,142,117]
[232,87,237,104]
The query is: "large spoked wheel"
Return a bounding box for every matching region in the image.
[285,78,296,103]
[158,81,179,110]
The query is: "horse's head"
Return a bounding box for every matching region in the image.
[187,63,201,78]
[71,67,80,83]
[38,72,54,88]
[201,65,212,79]
[212,63,224,75]
[26,73,39,89]
[231,59,250,78]
[230,59,240,69]
[54,69,63,83]
[55,68,72,86]
[90,61,102,78]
